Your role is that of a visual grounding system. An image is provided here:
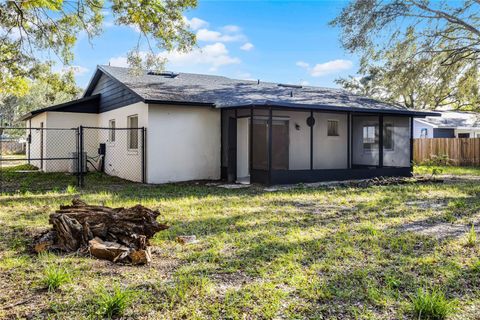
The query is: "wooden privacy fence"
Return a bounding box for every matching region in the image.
[414,138,480,166]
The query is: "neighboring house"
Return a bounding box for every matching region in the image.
[414,111,480,138]
[20,65,436,185]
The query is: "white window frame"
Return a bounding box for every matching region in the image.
[327,119,340,137]
[108,119,116,144]
[363,123,379,152]
[127,115,139,151]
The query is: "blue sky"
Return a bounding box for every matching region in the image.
[68,0,358,89]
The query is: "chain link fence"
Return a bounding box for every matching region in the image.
[80,127,146,187]
[0,126,146,192]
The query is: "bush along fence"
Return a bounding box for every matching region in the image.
[0,126,146,189]
[414,138,480,166]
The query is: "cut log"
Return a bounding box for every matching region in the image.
[33,231,57,253]
[89,237,130,262]
[33,199,168,264]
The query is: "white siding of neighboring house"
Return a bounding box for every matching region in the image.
[413,119,435,138]
[146,104,221,183]
[454,129,480,138]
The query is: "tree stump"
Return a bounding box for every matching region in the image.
[33,199,168,264]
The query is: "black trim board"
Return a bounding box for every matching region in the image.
[269,167,412,185]
[18,95,100,121]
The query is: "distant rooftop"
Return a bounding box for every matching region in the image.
[416,111,480,129]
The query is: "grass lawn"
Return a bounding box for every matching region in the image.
[1,165,480,319]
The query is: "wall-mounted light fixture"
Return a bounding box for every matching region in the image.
[295,123,300,130]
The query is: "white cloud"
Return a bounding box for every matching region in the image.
[222,25,241,33]
[108,56,129,68]
[62,65,89,75]
[162,42,240,71]
[240,42,254,51]
[109,42,240,72]
[300,80,310,86]
[185,17,209,31]
[296,61,310,69]
[297,59,353,77]
[196,28,245,42]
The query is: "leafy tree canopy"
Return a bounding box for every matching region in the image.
[0,0,197,96]
[332,0,480,110]
[0,63,81,126]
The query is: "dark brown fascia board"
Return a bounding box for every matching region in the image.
[219,102,440,118]
[17,95,101,121]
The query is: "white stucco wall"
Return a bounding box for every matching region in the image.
[265,110,348,170]
[147,104,221,183]
[27,113,47,170]
[27,112,97,172]
[97,102,148,182]
[313,112,348,169]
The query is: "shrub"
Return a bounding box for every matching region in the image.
[96,285,134,319]
[411,288,456,320]
[65,185,77,194]
[42,265,71,291]
[421,154,452,166]
[466,224,477,247]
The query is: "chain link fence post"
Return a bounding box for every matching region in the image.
[79,125,85,188]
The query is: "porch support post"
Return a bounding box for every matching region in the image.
[310,110,313,170]
[347,112,351,169]
[268,107,273,185]
[410,116,414,166]
[220,108,224,177]
[249,107,253,177]
[379,114,384,168]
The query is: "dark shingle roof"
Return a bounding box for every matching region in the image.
[96,65,435,116]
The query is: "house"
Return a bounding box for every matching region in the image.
[414,111,480,138]
[20,65,437,185]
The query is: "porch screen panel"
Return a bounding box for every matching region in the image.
[271,119,289,170]
[383,116,410,167]
[279,110,309,170]
[352,116,380,167]
[221,109,235,168]
[252,117,268,170]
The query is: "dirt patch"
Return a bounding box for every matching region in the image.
[400,221,470,239]
[405,200,448,210]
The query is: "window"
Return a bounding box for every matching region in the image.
[420,128,428,138]
[458,133,470,138]
[127,115,138,150]
[384,123,394,150]
[327,120,339,136]
[363,124,378,151]
[108,119,116,142]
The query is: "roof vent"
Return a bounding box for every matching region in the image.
[147,70,178,78]
[278,83,302,89]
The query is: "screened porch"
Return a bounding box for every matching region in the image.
[221,106,413,185]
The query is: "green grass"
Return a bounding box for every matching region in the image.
[1,167,480,318]
[95,285,135,319]
[411,288,457,320]
[414,165,480,176]
[41,264,71,292]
